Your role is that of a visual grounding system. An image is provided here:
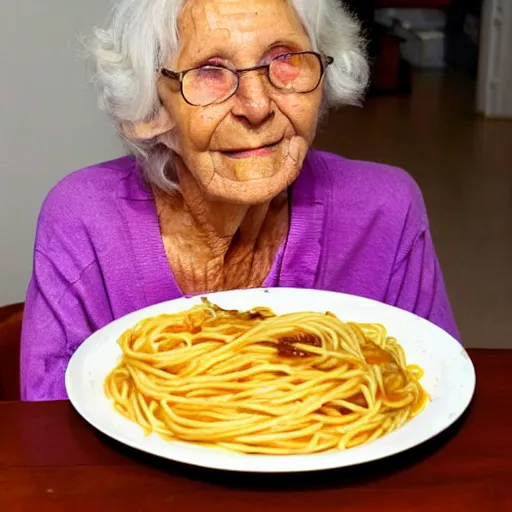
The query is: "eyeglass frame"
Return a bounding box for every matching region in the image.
[160,51,334,107]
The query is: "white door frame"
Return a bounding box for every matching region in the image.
[476,0,512,118]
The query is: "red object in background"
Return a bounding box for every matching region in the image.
[373,34,401,90]
[370,30,412,94]
[374,0,452,7]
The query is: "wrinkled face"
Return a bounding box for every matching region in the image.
[157,0,324,204]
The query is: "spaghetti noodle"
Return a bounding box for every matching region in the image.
[104,299,428,454]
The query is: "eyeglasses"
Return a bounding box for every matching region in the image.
[161,52,334,107]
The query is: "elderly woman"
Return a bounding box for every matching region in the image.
[21,0,458,401]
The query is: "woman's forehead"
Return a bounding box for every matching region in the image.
[178,0,306,40]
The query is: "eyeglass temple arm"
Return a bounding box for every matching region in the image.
[161,68,180,80]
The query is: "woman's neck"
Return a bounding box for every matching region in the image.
[154,165,289,294]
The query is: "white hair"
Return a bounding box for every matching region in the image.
[85,0,369,191]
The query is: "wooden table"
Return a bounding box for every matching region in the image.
[1,349,511,511]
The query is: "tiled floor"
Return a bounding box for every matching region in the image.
[314,71,512,348]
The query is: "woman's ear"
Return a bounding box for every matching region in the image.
[121,107,175,140]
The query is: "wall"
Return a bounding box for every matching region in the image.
[0,1,124,305]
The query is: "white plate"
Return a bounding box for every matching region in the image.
[65,288,475,473]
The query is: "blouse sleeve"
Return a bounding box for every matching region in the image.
[20,250,112,401]
[385,229,460,341]
[383,175,460,341]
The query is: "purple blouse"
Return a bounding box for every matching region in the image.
[21,149,459,401]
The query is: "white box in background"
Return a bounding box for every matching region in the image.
[374,8,447,70]
[375,8,446,31]
[396,27,446,69]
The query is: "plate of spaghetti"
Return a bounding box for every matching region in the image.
[65,287,475,472]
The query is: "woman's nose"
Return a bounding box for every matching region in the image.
[232,72,273,126]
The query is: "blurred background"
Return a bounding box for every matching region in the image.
[312,0,512,348]
[0,0,511,348]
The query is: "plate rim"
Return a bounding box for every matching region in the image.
[65,287,476,473]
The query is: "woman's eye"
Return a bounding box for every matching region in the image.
[267,45,294,61]
[196,67,227,82]
[274,53,293,61]
[271,54,302,83]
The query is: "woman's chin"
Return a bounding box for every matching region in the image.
[213,152,284,182]
[202,171,298,205]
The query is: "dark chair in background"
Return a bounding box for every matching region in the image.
[0,303,23,401]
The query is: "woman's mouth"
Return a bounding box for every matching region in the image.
[221,140,281,159]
